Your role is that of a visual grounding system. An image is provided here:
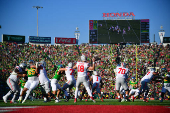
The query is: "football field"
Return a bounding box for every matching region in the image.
[0,99,170,113]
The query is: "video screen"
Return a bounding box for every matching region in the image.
[89,20,141,44]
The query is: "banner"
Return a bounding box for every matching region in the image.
[159,32,165,43]
[55,37,76,44]
[2,34,25,43]
[29,36,51,44]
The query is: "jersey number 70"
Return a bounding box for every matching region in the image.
[118,68,125,74]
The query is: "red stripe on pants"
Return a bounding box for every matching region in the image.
[9,78,13,91]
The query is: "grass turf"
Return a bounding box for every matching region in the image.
[0,99,170,106]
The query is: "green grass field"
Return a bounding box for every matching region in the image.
[0,99,170,107]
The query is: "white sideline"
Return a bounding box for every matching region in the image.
[0,106,38,109]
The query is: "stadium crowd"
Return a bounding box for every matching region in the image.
[0,42,170,100]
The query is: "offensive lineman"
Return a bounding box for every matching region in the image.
[18,60,39,103]
[57,62,76,102]
[37,60,51,102]
[73,55,96,103]
[138,68,159,102]
[3,63,27,103]
[115,62,130,102]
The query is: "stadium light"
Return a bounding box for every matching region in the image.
[74,27,80,45]
[32,6,43,36]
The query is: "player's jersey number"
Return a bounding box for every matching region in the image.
[146,71,150,75]
[118,68,125,74]
[96,76,98,81]
[78,65,84,72]
[28,69,36,76]
[69,69,74,75]
[22,83,25,86]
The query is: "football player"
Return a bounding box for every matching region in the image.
[138,68,159,102]
[160,68,170,102]
[18,77,27,101]
[89,71,104,102]
[3,63,27,103]
[115,62,130,102]
[37,60,52,102]
[129,77,139,102]
[51,65,64,103]
[18,60,39,103]
[57,62,76,102]
[73,55,96,103]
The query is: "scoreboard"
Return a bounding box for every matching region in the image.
[89,19,150,44]
[141,19,149,43]
[89,20,98,43]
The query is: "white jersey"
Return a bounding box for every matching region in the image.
[9,66,22,82]
[39,65,49,85]
[141,71,154,83]
[92,75,101,84]
[65,67,75,81]
[76,62,89,77]
[116,66,128,79]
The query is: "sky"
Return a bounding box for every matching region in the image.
[0,0,170,45]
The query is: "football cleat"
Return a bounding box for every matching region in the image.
[18,100,22,103]
[55,99,59,103]
[85,99,88,102]
[126,97,131,102]
[10,100,17,104]
[143,99,149,102]
[121,99,126,102]
[64,98,69,102]
[132,96,135,102]
[118,98,121,102]
[100,99,104,102]
[90,97,96,103]
[22,100,25,104]
[3,96,7,103]
[160,98,163,102]
[74,98,77,103]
